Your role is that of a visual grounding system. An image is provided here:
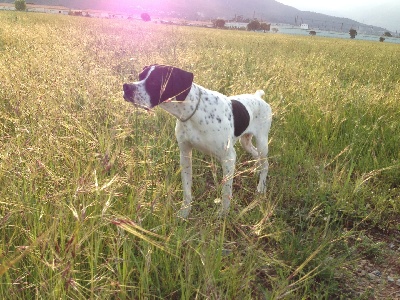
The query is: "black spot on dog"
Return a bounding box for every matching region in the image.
[231,100,250,137]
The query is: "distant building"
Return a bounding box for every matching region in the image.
[26,4,70,15]
[301,24,309,30]
[0,3,70,14]
[82,10,110,18]
[110,13,130,19]
[225,22,248,29]
[0,3,15,11]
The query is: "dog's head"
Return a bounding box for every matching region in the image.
[123,64,194,109]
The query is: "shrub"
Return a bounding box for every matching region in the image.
[15,0,26,11]
[247,20,260,31]
[213,19,225,28]
[141,13,151,22]
[349,28,357,39]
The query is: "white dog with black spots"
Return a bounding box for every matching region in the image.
[123,64,272,218]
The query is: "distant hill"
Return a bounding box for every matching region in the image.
[343,3,399,33]
[2,0,389,34]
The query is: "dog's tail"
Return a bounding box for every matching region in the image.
[255,90,265,98]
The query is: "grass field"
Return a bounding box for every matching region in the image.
[0,12,399,299]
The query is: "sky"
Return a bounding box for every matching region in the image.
[278,0,384,12]
[277,0,399,31]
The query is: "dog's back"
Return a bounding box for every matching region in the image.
[228,90,272,136]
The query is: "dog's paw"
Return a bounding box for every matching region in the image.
[217,198,231,218]
[217,208,229,218]
[257,181,267,193]
[177,207,191,219]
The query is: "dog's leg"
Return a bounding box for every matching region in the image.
[178,142,193,218]
[219,150,236,216]
[240,133,259,157]
[241,133,268,192]
[254,135,269,193]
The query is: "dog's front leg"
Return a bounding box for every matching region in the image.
[178,143,193,218]
[220,150,236,216]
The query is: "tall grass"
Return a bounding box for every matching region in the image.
[0,12,399,299]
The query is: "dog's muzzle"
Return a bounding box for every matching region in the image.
[123,83,151,111]
[123,83,136,102]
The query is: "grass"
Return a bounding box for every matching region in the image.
[0,11,399,299]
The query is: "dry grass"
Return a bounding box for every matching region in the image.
[0,11,399,299]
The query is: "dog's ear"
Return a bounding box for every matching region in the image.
[163,67,194,101]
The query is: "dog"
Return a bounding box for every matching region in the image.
[123,64,272,218]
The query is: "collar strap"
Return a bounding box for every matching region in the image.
[179,94,201,122]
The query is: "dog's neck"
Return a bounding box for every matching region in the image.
[159,83,205,122]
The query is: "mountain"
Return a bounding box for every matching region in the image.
[2,0,389,34]
[342,3,399,33]
[294,0,399,32]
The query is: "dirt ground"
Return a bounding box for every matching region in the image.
[342,228,400,299]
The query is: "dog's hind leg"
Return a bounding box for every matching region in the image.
[254,135,269,193]
[240,133,259,158]
[241,133,268,193]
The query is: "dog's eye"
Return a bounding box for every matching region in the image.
[139,69,150,81]
[139,73,146,81]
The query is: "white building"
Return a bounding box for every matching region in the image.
[109,13,130,19]
[26,4,70,15]
[301,24,309,30]
[82,10,110,18]
[225,22,248,29]
[0,3,70,14]
[0,3,15,11]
